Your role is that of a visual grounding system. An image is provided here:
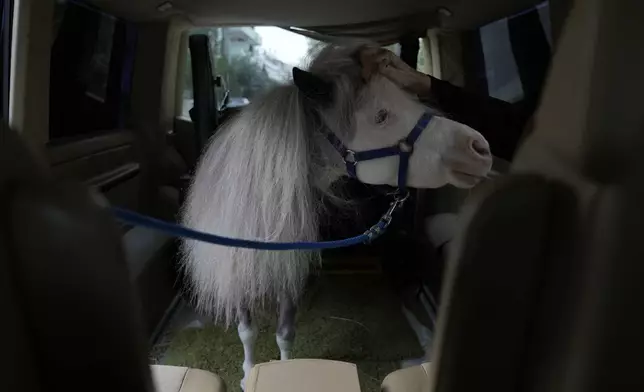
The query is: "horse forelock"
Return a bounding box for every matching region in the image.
[306,41,378,140]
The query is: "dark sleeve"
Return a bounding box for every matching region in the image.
[422,76,531,162]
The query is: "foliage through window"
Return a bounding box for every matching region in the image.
[181,27,320,119]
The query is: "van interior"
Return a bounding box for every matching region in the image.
[2,0,644,391]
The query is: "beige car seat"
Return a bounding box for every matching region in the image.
[382,362,430,392]
[152,365,226,392]
[385,0,643,391]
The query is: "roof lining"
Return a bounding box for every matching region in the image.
[283,11,440,45]
[89,0,545,32]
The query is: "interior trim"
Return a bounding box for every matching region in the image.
[90,0,543,32]
[427,28,442,79]
[88,162,140,192]
[2,0,14,121]
[149,292,181,346]
[173,30,189,118]
[46,130,135,165]
[9,0,53,148]
[161,17,189,134]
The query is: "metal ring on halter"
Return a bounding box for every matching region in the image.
[398,140,414,154]
[343,149,358,177]
[344,149,357,163]
[393,190,410,203]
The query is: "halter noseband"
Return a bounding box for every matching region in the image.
[324,111,434,194]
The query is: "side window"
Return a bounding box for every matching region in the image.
[180,26,320,120]
[383,40,431,76]
[179,29,432,120]
[465,1,552,104]
[416,40,430,74]
[49,1,137,142]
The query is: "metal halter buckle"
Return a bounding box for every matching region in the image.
[343,149,357,164]
[393,190,410,202]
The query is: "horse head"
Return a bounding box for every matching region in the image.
[294,43,493,189]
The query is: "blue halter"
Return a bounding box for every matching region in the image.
[324,111,433,194]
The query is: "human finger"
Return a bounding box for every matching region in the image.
[359,48,389,80]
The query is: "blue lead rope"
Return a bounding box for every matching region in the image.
[110,193,406,251]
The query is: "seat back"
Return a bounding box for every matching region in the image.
[429,0,644,391]
[0,126,154,391]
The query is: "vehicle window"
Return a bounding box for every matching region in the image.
[49,1,137,141]
[465,1,552,104]
[179,28,429,120]
[180,27,321,119]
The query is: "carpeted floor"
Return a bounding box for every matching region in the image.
[152,273,424,392]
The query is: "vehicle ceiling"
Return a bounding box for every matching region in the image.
[90,0,544,31]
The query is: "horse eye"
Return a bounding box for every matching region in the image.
[375,109,389,125]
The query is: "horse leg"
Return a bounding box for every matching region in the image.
[401,293,434,365]
[238,309,258,390]
[276,294,297,360]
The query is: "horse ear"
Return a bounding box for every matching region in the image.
[292,67,333,104]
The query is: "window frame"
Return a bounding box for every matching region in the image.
[1,0,14,123]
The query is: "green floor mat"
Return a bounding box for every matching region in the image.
[158,274,424,392]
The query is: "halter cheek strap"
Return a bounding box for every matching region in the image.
[325,111,434,193]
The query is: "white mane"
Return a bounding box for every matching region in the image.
[180,43,374,325]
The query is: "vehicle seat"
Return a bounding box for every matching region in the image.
[381,362,430,392]
[245,359,361,392]
[240,358,429,392]
[151,365,226,392]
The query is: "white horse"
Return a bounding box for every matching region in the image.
[180,42,492,387]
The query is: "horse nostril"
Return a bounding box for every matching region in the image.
[470,139,490,157]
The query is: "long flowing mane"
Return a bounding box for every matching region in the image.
[180,43,374,325]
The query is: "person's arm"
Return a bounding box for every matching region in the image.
[360,48,530,161]
[421,76,530,161]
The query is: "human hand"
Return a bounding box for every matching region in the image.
[359,47,432,95]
